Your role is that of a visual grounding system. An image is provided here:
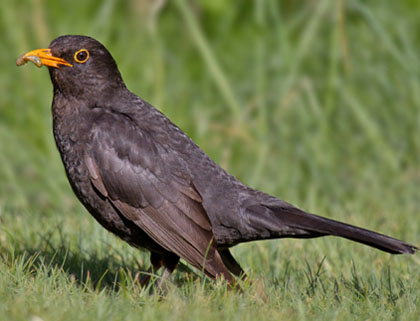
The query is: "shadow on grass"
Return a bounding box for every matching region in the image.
[0,222,196,292]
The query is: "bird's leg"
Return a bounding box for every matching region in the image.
[154,253,180,295]
[139,252,163,287]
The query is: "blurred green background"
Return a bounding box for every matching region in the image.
[2,0,419,222]
[0,0,419,320]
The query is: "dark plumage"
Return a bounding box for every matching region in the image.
[17,35,417,285]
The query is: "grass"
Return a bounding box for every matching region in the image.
[0,0,419,320]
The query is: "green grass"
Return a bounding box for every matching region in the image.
[0,0,419,320]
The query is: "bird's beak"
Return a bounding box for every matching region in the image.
[16,48,73,68]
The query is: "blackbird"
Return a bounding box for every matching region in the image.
[17,35,417,285]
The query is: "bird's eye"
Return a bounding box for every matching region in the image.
[74,49,90,63]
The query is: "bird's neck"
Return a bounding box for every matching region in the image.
[51,86,132,140]
[51,91,90,146]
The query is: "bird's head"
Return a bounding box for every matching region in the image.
[16,35,125,101]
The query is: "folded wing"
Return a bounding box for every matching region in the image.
[85,112,234,280]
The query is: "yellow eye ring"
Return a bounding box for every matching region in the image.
[74,49,90,63]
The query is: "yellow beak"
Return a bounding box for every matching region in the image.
[16,48,73,68]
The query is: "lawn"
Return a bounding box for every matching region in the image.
[0,0,419,320]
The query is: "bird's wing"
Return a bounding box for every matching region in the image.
[84,112,230,278]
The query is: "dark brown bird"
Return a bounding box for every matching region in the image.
[17,35,417,285]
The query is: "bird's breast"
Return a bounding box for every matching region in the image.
[52,112,92,193]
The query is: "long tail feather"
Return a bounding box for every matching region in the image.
[244,203,417,254]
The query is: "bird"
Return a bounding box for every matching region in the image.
[16,35,417,286]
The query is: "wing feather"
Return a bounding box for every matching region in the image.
[84,112,223,276]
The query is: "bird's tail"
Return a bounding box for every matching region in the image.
[244,202,417,254]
